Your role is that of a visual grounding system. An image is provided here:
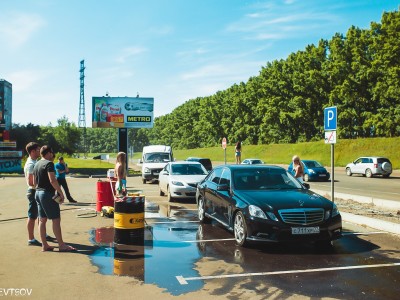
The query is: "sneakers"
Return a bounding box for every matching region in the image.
[28,239,42,246]
[68,199,77,203]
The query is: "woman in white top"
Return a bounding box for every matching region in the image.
[292,155,304,183]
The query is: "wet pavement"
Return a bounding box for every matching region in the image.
[84,197,400,299]
[1,176,400,299]
[88,204,204,295]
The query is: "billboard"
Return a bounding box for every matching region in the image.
[92,97,154,128]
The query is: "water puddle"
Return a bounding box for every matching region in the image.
[88,203,204,295]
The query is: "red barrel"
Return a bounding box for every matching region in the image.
[96,180,116,212]
[95,227,114,244]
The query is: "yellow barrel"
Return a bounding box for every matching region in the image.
[114,195,145,245]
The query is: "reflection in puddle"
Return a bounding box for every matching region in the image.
[88,203,204,295]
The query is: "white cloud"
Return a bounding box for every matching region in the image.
[115,46,147,63]
[0,12,45,47]
[181,65,228,80]
[6,70,48,92]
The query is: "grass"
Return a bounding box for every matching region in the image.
[172,137,400,168]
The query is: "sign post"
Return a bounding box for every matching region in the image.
[324,106,337,203]
[222,137,227,165]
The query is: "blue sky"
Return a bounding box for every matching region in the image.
[1,0,398,126]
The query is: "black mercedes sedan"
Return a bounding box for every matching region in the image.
[196,165,342,247]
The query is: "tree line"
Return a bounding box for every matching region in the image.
[11,10,400,154]
[144,10,400,149]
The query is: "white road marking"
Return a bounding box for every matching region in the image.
[342,231,387,236]
[148,220,199,224]
[181,238,235,243]
[176,262,400,285]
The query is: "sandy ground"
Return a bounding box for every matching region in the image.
[0,177,233,300]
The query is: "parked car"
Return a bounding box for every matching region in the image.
[345,156,392,178]
[185,157,213,172]
[196,165,342,247]
[159,161,209,202]
[241,158,264,165]
[288,160,330,182]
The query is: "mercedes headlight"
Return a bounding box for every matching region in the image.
[248,205,267,219]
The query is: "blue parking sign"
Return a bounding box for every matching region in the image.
[324,106,337,131]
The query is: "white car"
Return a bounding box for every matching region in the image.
[241,158,264,165]
[345,156,392,178]
[159,161,208,202]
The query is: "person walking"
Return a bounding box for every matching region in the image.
[235,141,242,164]
[114,152,127,196]
[55,156,77,203]
[292,155,305,183]
[33,145,76,252]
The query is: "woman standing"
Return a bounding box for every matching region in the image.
[115,152,127,196]
[235,141,242,164]
[292,155,304,183]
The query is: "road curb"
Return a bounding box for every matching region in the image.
[341,212,400,235]
[312,189,400,210]
[312,188,400,235]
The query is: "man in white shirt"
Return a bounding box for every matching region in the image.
[24,142,42,245]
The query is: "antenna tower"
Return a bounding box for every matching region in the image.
[78,60,87,155]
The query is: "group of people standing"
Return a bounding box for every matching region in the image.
[24,142,77,252]
[23,143,128,252]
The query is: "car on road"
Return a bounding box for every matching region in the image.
[196,165,342,247]
[185,157,213,172]
[288,160,330,182]
[159,161,209,202]
[241,158,264,165]
[345,156,392,178]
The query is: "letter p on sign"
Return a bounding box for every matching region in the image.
[324,106,337,131]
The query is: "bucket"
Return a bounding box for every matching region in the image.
[96,180,115,212]
[114,196,145,245]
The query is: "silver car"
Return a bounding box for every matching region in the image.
[241,158,264,165]
[345,156,392,178]
[159,161,208,202]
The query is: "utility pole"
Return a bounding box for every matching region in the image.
[78,60,87,156]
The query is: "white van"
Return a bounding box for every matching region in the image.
[140,145,174,184]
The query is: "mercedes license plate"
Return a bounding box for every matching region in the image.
[319,174,326,177]
[291,227,320,235]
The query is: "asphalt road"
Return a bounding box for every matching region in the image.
[1,175,399,299]
[139,177,400,299]
[306,168,400,202]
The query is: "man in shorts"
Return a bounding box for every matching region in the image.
[24,142,42,246]
[33,145,76,252]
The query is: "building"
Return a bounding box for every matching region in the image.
[0,79,12,131]
[0,79,21,173]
